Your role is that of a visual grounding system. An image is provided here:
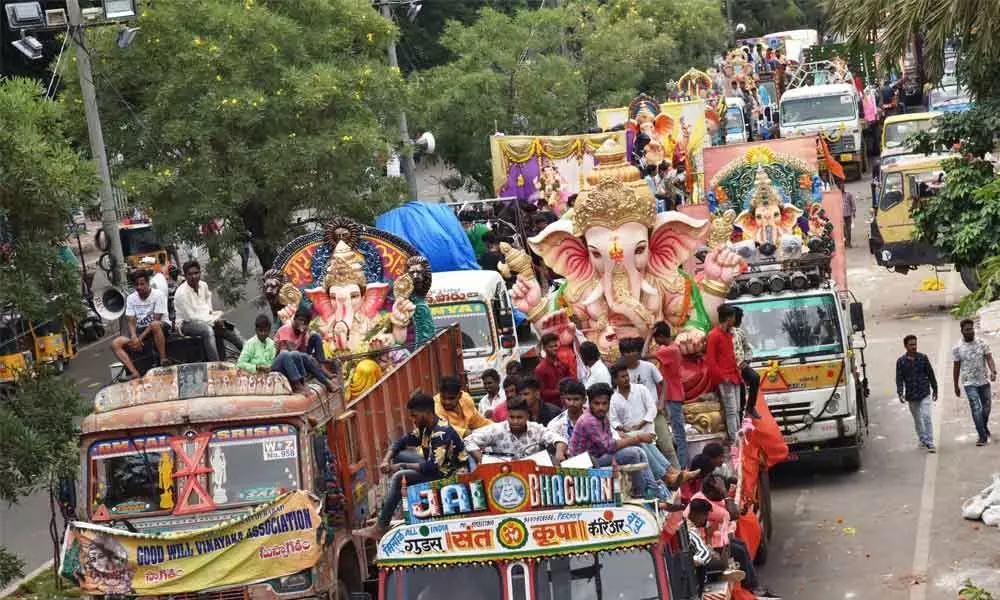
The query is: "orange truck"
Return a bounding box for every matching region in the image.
[64,326,463,599]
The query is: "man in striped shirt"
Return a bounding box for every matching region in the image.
[686,498,717,567]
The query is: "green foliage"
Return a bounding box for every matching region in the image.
[0,76,94,322]
[730,0,826,38]
[0,547,26,589]
[0,371,85,588]
[826,0,1000,97]
[58,0,408,282]
[960,579,995,600]
[411,0,727,193]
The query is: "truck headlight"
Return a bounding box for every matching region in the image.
[823,392,842,416]
[270,570,312,593]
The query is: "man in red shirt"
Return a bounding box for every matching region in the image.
[652,321,689,468]
[534,333,570,407]
[706,305,742,439]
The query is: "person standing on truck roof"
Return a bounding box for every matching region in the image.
[896,334,938,453]
[569,383,670,501]
[707,305,743,439]
[620,337,679,467]
[579,341,612,389]
[730,308,762,421]
[535,333,571,407]
[175,260,244,363]
[434,376,492,438]
[477,369,505,420]
[354,392,469,540]
[953,319,997,446]
[111,269,171,381]
[463,396,568,464]
[651,322,691,468]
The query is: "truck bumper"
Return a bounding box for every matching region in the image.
[783,414,858,450]
[872,239,947,269]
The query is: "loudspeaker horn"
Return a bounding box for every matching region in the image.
[94,287,127,322]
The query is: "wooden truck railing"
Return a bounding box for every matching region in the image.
[330,326,464,526]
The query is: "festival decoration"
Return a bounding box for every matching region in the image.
[60,491,322,595]
[507,177,744,376]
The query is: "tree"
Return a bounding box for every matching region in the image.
[729,0,826,38]
[59,0,409,287]
[826,0,1000,97]
[0,76,92,587]
[411,0,727,193]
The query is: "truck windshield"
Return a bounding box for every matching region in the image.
[430,302,494,356]
[119,227,162,256]
[781,94,856,125]
[535,550,660,599]
[726,107,745,134]
[384,564,501,600]
[89,434,174,516]
[209,424,300,506]
[736,295,844,360]
[884,119,936,150]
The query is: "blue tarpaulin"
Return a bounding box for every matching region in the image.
[376,201,479,272]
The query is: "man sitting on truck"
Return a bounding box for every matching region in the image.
[354,391,469,540]
[236,314,337,394]
[434,375,492,438]
[547,379,589,442]
[463,397,568,464]
[569,383,671,500]
[111,269,171,380]
[174,260,244,362]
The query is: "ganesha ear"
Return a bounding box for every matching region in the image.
[653,114,672,138]
[527,219,594,282]
[781,205,804,229]
[648,212,710,278]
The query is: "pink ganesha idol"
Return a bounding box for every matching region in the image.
[506,178,744,395]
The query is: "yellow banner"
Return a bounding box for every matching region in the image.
[60,490,322,595]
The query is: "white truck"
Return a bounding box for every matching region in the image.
[779,83,867,180]
[426,270,536,395]
[728,255,870,469]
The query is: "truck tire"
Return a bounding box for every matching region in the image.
[959,265,1000,299]
[843,445,862,471]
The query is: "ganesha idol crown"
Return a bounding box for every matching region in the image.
[324,241,367,289]
[573,178,656,236]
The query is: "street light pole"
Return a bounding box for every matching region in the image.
[379,2,419,200]
[66,0,127,287]
[726,0,736,48]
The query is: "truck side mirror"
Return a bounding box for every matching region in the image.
[494,298,514,333]
[849,302,865,332]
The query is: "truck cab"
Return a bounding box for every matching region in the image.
[870,153,952,274]
[880,112,940,161]
[729,256,869,469]
[426,270,527,394]
[779,83,866,180]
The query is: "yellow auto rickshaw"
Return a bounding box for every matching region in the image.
[0,307,78,384]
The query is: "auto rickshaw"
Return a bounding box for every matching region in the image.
[96,215,174,277]
[0,306,78,382]
[0,314,32,392]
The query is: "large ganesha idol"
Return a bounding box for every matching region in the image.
[507,178,744,385]
[267,217,432,361]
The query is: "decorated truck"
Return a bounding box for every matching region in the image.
[374,431,783,600]
[705,139,871,469]
[60,218,468,599]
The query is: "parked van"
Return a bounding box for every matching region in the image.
[427,270,526,393]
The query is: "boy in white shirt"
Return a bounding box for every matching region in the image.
[477,369,505,419]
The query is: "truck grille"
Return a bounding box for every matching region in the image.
[768,401,814,428]
[825,136,855,154]
[144,590,248,600]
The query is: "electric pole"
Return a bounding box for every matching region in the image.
[379,2,420,200]
[66,0,127,287]
[726,0,736,48]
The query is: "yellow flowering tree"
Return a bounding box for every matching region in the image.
[59,0,408,280]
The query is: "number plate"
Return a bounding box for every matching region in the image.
[839,153,853,161]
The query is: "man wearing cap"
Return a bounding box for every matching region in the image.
[174,259,244,362]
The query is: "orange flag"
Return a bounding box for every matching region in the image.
[818,137,847,181]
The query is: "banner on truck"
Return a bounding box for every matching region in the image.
[60,490,322,595]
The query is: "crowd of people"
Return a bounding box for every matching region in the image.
[351,305,780,597]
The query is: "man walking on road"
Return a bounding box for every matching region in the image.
[953,319,997,446]
[840,182,856,248]
[896,335,938,452]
